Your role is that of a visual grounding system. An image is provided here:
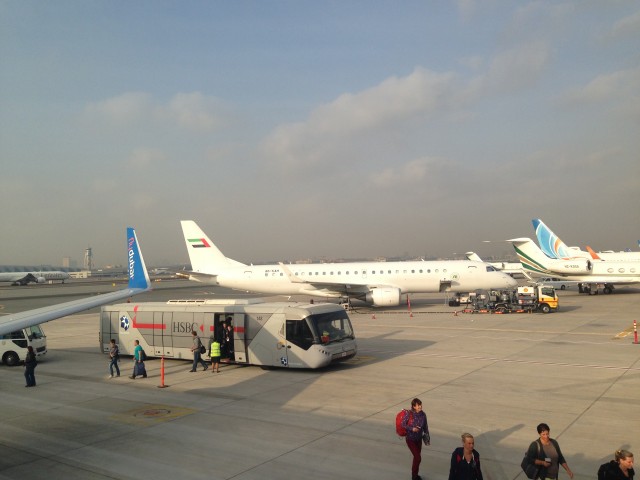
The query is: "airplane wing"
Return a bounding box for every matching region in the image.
[0,227,151,336]
[278,262,382,295]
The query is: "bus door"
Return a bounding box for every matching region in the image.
[283,318,314,368]
[232,313,247,363]
[100,310,119,353]
[156,311,174,357]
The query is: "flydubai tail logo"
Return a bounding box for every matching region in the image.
[188,238,210,248]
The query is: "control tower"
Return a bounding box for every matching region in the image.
[83,247,93,271]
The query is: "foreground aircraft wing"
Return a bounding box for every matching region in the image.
[0,228,151,336]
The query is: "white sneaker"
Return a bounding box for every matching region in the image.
[108,375,113,378]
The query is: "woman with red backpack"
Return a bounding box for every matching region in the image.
[401,398,430,480]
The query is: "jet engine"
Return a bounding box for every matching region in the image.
[549,258,592,275]
[365,287,401,307]
[35,277,47,284]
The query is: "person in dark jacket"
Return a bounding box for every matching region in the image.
[598,450,634,480]
[526,423,573,480]
[23,346,37,387]
[449,433,483,480]
[401,397,430,480]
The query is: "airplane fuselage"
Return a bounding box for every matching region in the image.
[190,260,517,297]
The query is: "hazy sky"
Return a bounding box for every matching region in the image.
[1,1,639,268]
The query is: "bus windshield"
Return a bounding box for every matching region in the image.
[308,311,355,345]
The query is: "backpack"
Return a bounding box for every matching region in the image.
[395,409,413,437]
[139,348,147,362]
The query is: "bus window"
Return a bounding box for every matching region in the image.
[285,320,314,350]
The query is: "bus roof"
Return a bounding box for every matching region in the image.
[165,298,265,305]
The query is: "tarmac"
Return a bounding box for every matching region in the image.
[0,281,639,480]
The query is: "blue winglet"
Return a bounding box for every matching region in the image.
[127,227,151,290]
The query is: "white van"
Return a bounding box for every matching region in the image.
[0,325,47,366]
[533,277,580,291]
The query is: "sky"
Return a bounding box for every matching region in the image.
[1,1,639,268]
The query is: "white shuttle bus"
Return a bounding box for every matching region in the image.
[0,325,47,366]
[100,299,357,369]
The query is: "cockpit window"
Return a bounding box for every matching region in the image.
[486,265,497,272]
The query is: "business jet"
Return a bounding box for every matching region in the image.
[508,237,640,294]
[0,270,71,286]
[464,252,524,277]
[533,218,640,261]
[180,221,517,307]
[0,228,151,336]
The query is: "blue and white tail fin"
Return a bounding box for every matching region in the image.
[127,227,151,290]
[532,219,574,259]
[180,220,246,274]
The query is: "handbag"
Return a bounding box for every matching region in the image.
[521,440,542,479]
[199,345,206,354]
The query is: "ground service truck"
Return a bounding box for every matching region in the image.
[451,285,559,314]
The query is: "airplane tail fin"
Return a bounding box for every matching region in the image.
[508,237,554,276]
[532,218,575,259]
[585,246,602,260]
[180,220,245,273]
[127,227,151,290]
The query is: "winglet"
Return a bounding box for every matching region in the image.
[127,227,151,290]
[279,262,306,284]
[585,246,602,260]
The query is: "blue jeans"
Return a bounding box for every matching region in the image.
[192,351,208,371]
[109,356,120,376]
[24,365,36,386]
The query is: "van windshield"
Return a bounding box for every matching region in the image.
[308,311,355,345]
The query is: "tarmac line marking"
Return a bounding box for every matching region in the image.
[400,351,640,372]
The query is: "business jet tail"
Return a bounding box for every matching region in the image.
[532,218,578,259]
[509,237,592,277]
[180,221,246,277]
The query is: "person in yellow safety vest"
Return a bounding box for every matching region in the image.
[210,337,221,373]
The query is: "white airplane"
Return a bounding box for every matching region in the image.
[0,228,151,336]
[508,237,640,294]
[0,270,70,286]
[180,220,518,307]
[533,218,640,261]
[464,252,524,277]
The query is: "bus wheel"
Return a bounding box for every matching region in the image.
[3,351,20,367]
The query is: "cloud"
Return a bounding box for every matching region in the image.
[85,92,153,124]
[262,68,458,171]
[368,157,441,188]
[128,147,167,169]
[85,92,226,132]
[465,41,551,98]
[610,10,640,39]
[560,67,640,119]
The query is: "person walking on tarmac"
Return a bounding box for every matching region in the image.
[190,331,208,372]
[401,398,430,480]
